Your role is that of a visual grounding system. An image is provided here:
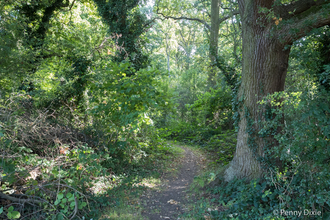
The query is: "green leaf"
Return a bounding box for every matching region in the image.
[57,193,64,200]
[66,192,73,199]
[57,213,64,220]
[0,207,3,214]
[79,202,87,209]
[70,201,75,208]
[54,199,60,205]
[32,180,38,186]
[63,207,68,213]
[68,194,75,201]
[10,211,20,219]
[8,206,14,212]
[52,169,59,176]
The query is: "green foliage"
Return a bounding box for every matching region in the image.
[316,26,330,91]
[206,131,236,165]
[191,87,234,128]
[0,90,145,219]
[6,206,20,220]
[87,60,167,170]
[37,55,92,111]
[188,25,330,220]
[18,0,70,50]
[93,0,151,70]
[257,88,330,174]
[207,168,330,219]
[207,72,330,220]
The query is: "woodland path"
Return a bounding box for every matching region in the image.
[140,146,201,220]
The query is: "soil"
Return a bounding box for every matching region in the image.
[140,146,201,220]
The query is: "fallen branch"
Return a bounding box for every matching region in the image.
[0,192,45,204]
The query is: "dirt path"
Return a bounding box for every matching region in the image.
[140,146,200,220]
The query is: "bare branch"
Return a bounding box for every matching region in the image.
[0,192,47,205]
[69,0,76,11]
[156,7,239,32]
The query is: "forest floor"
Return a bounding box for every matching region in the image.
[140,145,203,220]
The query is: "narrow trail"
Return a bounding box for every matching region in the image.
[140,146,201,220]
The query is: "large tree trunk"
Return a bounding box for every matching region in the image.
[224,33,291,181]
[224,0,330,182]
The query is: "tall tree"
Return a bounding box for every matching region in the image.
[224,0,330,181]
[208,0,221,88]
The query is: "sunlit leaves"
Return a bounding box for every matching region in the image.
[91,60,165,131]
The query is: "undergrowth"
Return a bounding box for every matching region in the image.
[0,90,172,219]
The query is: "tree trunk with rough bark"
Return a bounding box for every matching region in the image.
[225,0,330,182]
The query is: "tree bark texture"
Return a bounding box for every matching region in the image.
[208,0,221,89]
[225,0,330,181]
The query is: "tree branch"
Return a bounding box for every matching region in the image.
[61,0,76,12]
[0,192,46,205]
[219,10,240,23]
[141,17,159,31]
[279,3,330,45]
[275,0,329,19]
[155,0,210,29]
[156,10,211,30]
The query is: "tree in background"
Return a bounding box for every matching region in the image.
[156,0,239,88]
